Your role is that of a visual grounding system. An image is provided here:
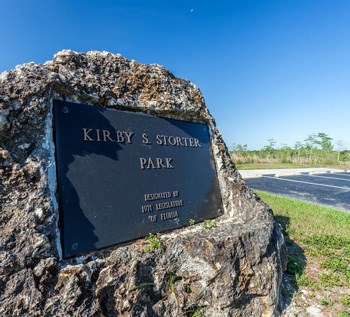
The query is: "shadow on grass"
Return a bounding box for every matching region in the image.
[275,215,307,308]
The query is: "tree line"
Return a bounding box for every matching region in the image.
[231,132,350,165]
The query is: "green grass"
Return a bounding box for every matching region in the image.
[256,191,350,294]
[342,295,350,307]
[296,274,320,289]
[143,233,163,252]
[256,191,350,238]
[320,297,333,306]
[201,219,217,229]
[257,191,350,315]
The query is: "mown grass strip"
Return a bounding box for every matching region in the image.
[256,190,350,313]
[256,191,350,239]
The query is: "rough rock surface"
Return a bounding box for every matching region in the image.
[0,50,286,317]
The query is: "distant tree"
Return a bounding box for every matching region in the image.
[231,132,348,166]
[279,144,293,163]
[262,139,276,152]
[267,138,277,149]
[304,133,333,162]
[315,132,333,152]
[335,140,346,161]
[231,143,250,163]
[262,139,277,158]
[232,143,248,153]
[294,141,304,163]
[304,134,317,148]
[294,141,303,150]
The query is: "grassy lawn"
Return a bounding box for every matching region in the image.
[237,162,350,170]
[256,191,350,316]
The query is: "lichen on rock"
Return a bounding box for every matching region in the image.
[0,50,286,316]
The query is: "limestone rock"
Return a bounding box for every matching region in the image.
[0,50,286,316]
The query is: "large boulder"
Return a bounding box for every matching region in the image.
[0,50,285,316]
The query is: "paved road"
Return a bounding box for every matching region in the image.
[244,172,350,212]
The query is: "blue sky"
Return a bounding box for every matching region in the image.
[1,0,349,150]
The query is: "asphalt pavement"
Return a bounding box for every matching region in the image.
[240,168,350,212]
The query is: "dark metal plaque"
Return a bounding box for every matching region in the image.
[53,100,223,258]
